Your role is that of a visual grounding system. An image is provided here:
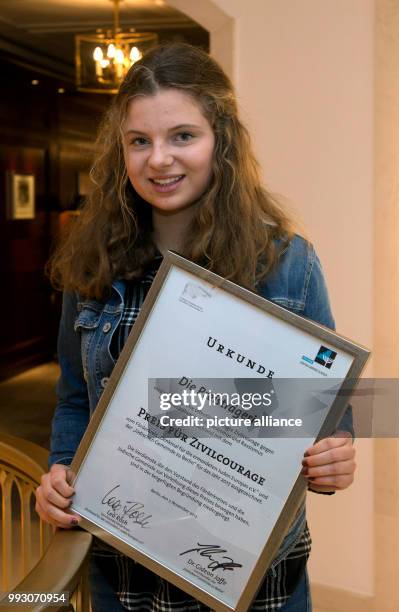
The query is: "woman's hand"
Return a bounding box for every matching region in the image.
[35,464,81,528]
[302,432,356,493]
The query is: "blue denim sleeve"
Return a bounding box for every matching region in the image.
[49,291,90,468]
[302,246,354,438]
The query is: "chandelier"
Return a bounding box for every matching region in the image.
[75,0,158,94]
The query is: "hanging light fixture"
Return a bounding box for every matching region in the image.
[75,0,158,94]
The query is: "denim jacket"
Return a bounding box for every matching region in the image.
[49,234,352,564]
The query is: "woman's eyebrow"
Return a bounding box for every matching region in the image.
[124,128,148,136]
[169,124,202,130]
[124,123,202,136]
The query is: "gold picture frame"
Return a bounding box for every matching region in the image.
[6,172,35,220]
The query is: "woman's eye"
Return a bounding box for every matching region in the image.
[175,132,194,142]
[131,137,149,146]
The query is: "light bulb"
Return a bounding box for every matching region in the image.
[115,49,125,64]
[107,43,116,58]
[100,59,110,68]
[93,47,103,61]
[130,47,142,62]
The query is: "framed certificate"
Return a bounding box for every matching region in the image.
[70,252,369,611]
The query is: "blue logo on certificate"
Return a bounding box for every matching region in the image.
[300,345,337,374]
[314,346,337,369]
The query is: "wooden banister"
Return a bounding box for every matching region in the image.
[0,530,92,612]
[0,433,92,611]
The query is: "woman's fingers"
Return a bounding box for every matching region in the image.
[40,466,74,508]
[308,483,340,493]
[35,489,81,528]
[304,432,352,458]
[304,443,355,466]
[35,464,81,528]
[303,432,356,492]
[308,473,355,490]
[48,464,75,497]
[302,458,356,479]
[35,497,73,529]
[304,434,354,466]
[39,481,72,509]
[39,494,78,527]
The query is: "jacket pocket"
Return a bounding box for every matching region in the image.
[74,304,103,383]
[269,296,305,315]
[74,303,102,332]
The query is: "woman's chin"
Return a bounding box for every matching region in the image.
[149,197,201,216]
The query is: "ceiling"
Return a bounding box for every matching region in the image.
[0,0,208,82]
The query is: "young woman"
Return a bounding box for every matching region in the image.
[35,43,356,611]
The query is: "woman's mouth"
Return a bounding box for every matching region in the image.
[149,175,185,193]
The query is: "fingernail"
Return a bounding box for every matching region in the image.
[301,467,308,475]
[301,459,308,466]
[304,451,310,457]
[71,518,79,526]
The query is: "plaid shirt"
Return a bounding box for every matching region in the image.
[103,255,311,611]
[110,254,163,360]
[91,525,311,611]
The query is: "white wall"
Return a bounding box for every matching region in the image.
[169,0,375,597]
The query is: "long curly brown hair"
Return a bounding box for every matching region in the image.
[49,43,293,299]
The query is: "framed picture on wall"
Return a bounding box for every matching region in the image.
[6,172,35,220]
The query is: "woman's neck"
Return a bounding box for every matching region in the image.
[152,204,199,255]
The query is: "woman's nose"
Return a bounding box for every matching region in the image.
[147,142,174,168]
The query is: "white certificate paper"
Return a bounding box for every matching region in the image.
[70,253,369,612]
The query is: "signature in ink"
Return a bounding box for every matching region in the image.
[101,484,152,528]
[180,543,242,571]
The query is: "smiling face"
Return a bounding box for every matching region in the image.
[122,89,215,214]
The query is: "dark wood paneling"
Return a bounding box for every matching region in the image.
[0,26,210,380]
[0,57,108,380]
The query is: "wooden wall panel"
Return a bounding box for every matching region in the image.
[0,57,108,380]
